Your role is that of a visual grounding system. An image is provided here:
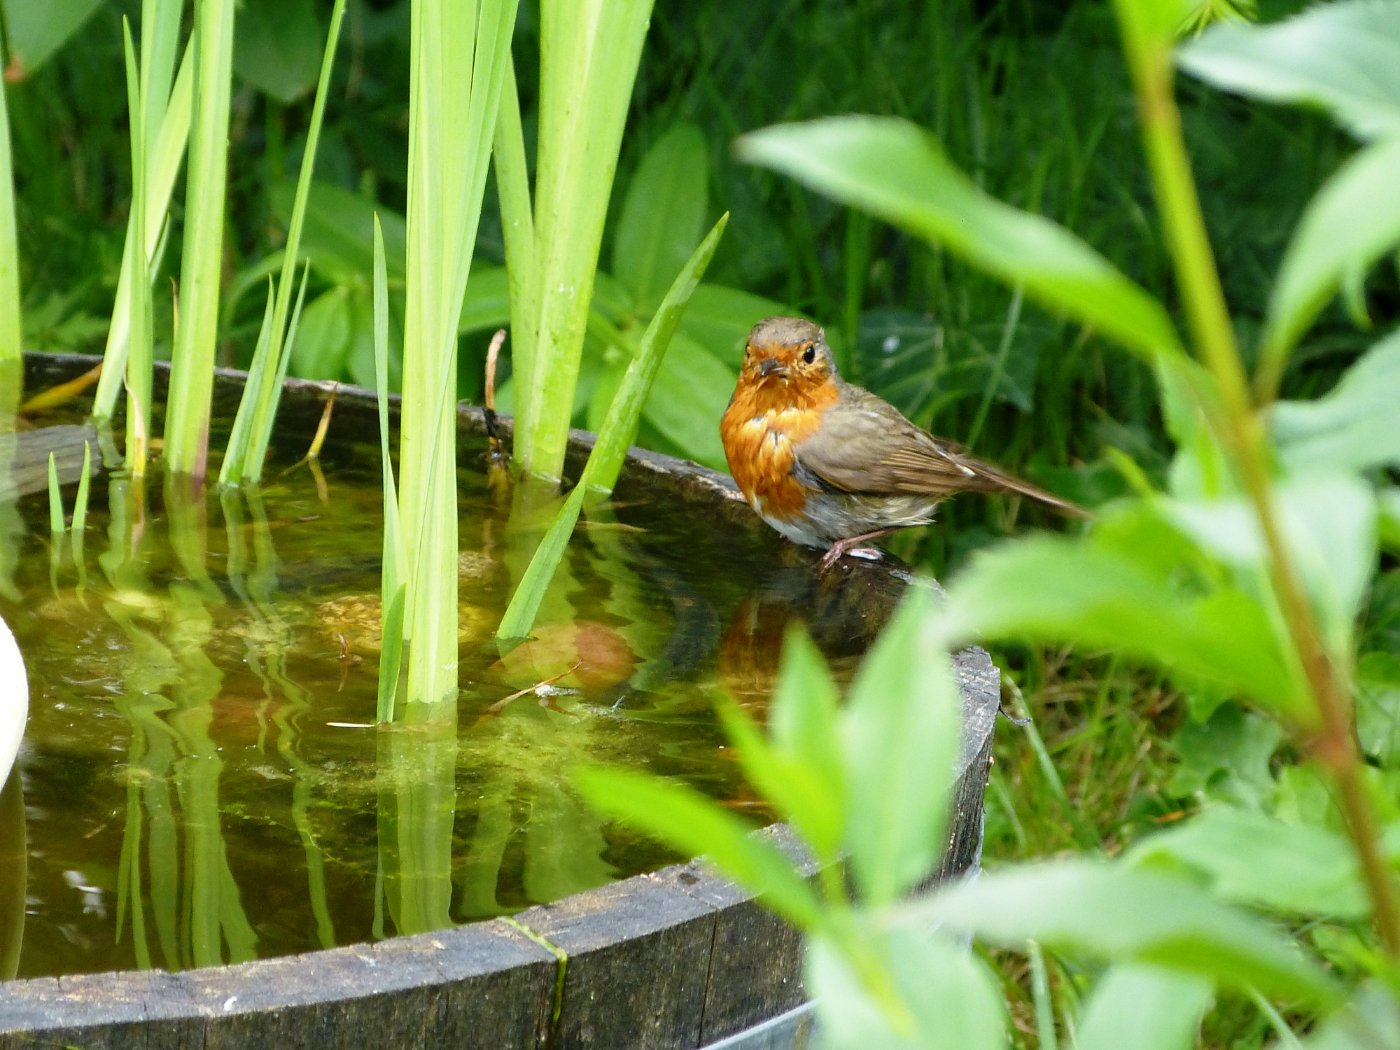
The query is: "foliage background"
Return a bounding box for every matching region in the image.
[5,1,1392,1044]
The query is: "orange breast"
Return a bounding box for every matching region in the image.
[721,376,837,522]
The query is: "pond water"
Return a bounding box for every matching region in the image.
[0,373,886,981]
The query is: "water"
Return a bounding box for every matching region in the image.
[0,375,888,980]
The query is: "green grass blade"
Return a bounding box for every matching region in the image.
[0,33,21,382]
[163,0,235,478]
[498,214,727,640]
[578,213,728,496]
[227,0,348,485]
[94,40,192,422]
[372,215,405,723]
[71,440,93,538]
[47,453,63,535]
[121,17,153,478]
[496,481,588,641]
[513,0,656,480]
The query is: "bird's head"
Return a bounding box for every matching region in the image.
[740,317,840,398]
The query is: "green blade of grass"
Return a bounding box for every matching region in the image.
[223,0,348,485]
[121,17,153,478]
[372,215,405,723]
[163,0,235,478]
[578,212,728,496]
[513,0,657,480]
[497,215,727,640]
[46,453,63,535]
[0,32,21,385]
[93,38,192,423]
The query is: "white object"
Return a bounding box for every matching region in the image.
[0,614,26,790]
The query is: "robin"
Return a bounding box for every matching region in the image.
[720,316,1084,569]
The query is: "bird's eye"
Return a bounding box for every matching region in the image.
[802,343,817,364]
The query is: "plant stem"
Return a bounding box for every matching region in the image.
[1113,2,1400,957]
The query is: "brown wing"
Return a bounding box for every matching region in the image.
[795,385,1086,516]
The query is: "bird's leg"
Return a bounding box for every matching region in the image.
[818,529,896,571]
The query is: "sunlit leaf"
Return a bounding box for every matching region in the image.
[808,928,1006,1050]
[1129,806,1372,918]
[1179,2,1400,142]
[737,116,1183,363]
[943,528,1311,721]
[1273,329,1400,475]
[769,627,845,815]
[902,860,1341,1006]
[574,765,825,931]
[1163,476,1377,664]
[841,586,962,905]
[1301,983,1400,1050]
[1257,140,1400,383]
[1074,964,1213,1050]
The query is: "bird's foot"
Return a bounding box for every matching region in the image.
[817,536,890,571]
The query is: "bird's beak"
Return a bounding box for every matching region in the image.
[758,357,786,379]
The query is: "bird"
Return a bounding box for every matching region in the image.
[720,316,1084,570]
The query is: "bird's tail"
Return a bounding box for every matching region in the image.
[966,457,1091,519]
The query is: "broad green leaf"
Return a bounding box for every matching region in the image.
[808,929,1006,1050]
[841,586,962,905]
[737,116,1182,363]
[717,703,844,863]
[234,0,323,103]
[1259,139,1400,380]
[1074,964,1213,1050]
[1273,330,1400,475]
[944,530,1311,721]
[903,860,1341,1006]
[1178,2,1400,142]
[645,330,737,470]
[1129,806,1370,918]
[1163,476,1377,664]
[612,122,709,306]
[574,766,824,931]
[0,0,102,74]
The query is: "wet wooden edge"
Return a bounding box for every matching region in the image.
[1,355,1000,1049]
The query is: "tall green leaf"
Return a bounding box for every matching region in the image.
[737,116,1183,363]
